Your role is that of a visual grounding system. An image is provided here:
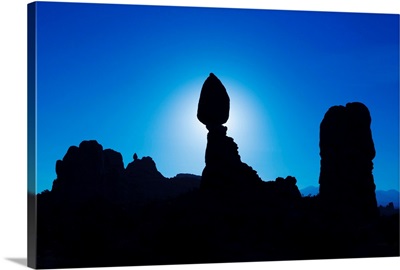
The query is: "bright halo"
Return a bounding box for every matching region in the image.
[155,76,274,179]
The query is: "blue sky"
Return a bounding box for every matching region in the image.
[33,2,399,193]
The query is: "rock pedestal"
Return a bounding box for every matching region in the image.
[319,102,378,221]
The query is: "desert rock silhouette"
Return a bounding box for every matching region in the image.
[319,102,379,221]
[33,74,399,269]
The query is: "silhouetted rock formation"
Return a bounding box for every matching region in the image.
[52,140,124,202]
[202,125,263,190]
[125,156,166,180]
[273,176,302,202]
[122,155,200,204]
[319,102,379,221]
[34,95,399,269]
[50,140,200,206]
[198,73,262,190]
[197,73,230,127]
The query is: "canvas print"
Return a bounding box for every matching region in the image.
[27,1,399,269]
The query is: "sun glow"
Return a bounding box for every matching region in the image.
[222,79,272,154]
[154,76,275,179]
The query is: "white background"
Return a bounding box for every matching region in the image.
[0,1,399,270]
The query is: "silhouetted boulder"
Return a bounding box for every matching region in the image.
[197,73,230,128]
[319,102,379,221]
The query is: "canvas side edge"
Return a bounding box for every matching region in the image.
[27,2,37,269]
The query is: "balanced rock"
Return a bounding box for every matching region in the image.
[319,102,378,220]
[197,73,230,128]
[197,73,261,190]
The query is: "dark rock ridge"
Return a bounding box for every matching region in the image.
[319,102,379,221]
[375,189,400,208]
[125,155,166,180]
[300,186,400,209]
[50,140,200,205]
[35,137,398,269]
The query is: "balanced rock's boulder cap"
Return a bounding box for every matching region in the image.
[197,73,230,126]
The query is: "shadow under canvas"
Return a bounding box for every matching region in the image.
[5,258,27,267]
